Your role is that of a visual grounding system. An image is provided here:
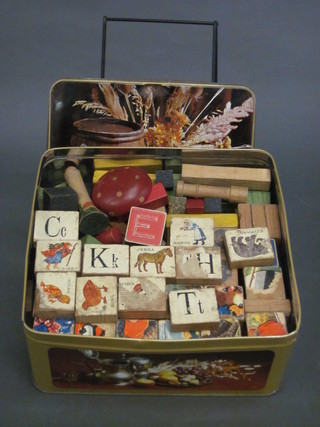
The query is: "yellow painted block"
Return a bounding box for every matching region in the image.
[93,158,162,173]
[93,170,156,184]
[166,213,238,229]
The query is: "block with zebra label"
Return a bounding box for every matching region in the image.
[130,246,175,278]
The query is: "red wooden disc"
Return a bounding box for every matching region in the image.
[92,166,152,217]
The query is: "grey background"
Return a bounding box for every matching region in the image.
[1,0,319,426]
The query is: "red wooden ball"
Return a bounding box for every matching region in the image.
[92,166,152,217]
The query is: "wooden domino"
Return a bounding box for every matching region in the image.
[170,217,214,247]
[75,276,117,323]
[130,246,175,278]
[169,288,220,332]
[82,244,129,276]
[244,266,286,300]
[33,272,76,319]
[246,312,287,336]
[175,246,222,285]
[224,227,275,268]
[118,277,167,319]
[125,206,167,246]
[35,240,81,272]
[181,164,271,191]
[33,210,79,242]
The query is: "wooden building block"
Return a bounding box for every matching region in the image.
[214,229,239,286]
[204,197,222,213]
[246,312,287,336]
[158,320,200,340]
[33,272,76,319]
[33,317,75,334]
[35,240,81,273]
[130,246,175,278]
[170,217,214,247]
[214,285,244,320]
[140,182,168,210]
[118,277,167,319]
[75,322,116,337]
[155,169,174,189]
[166,213,238,229]
[95,226,124,244]
[33,210,79,242]
[80,234,101,249]
[125,206,167,246]
[185,198,204,214]
[175,246,222,285]
[200,317,241,338]
[247,191,271,204]
[244,266,286,300]
[116,319,158,339]
[265,204,281,240]
[181,164,271,191]
[237,204,252,228]
[43,186,78,211]
[224,227,275,268]
[82,244,129,276]
[75,276,117,323]
[251,204,267,228]
[169,288,220,332]
[168,196,186,214]
[244,299,291,317]
[94,158,162,173]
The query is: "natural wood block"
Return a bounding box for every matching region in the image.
[35,240,81,273]
[175,247,222,285]
[251,204,267,228]
[158,320,200,340]
[33,317,75,334]
[215,285,244,320]
[33,272,76,319]
[265,204,281,240]
[200,317,241,338]
[168,196,186,214]
[116,319,158,339]
[130,246,175,278]
[166,213,238,229]
[33,210,79,242]
[169,288,220,332]
[75,322,116,337]
[244,266,286,300]
[170,217,214,247]
[82,244,129,276]
[118,277,166,319]
[246,312,287,336]
[244,299,291,317]
[214,229,239,286]
[181,164,271,191]
[237,204,252,228]
[94,158,162,173]
[125,207,167,246]
[185,198,204,214]
[224,227,275,268]
[75,276,117,323]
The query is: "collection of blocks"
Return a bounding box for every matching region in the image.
[32,159,290,339]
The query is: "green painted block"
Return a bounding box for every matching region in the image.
[247,191,271,204]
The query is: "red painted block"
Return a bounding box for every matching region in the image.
[141,182,168,210]
[186,198,205,214]
[125,206,167,246]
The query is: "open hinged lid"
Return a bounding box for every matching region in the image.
[49,79,255,150]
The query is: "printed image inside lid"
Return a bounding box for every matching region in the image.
[49,80,255,149]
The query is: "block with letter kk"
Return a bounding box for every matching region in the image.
[125,206,167,246]
[169,288,220,332]
[82,244,129,276]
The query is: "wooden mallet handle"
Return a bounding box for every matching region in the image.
[176,180,248,203]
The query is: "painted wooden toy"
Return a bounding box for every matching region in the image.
[185,198,205,214]
[170,217,214,247]
[33,210,79,242]
[125,207,167,246]
[82,244,129,276]
[130,246,175,278]
[35,240,81,272]
[140,182,168,210]
[92,166,152,217]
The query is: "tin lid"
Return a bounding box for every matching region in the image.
[49,79,255,150]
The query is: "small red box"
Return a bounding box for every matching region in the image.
[141,182,168,210]
[186,198,205,214]
[125,206,167,246]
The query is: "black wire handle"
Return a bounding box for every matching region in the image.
[101,17,218,83]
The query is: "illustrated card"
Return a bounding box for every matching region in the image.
[170,217,214,247]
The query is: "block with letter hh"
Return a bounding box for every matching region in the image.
[33,210,79,242]
[169,287,220,332]
[82,244,129,276]
[35,240,81,273]
[130,246,175,278]
[75,276,117,323]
